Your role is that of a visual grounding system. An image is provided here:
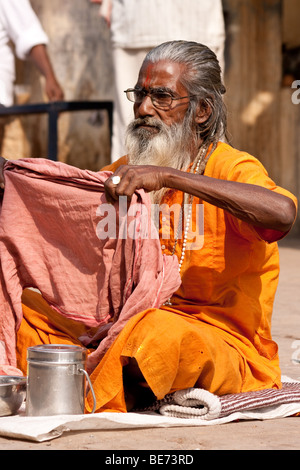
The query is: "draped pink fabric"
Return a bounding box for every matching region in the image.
[0,159,180,374]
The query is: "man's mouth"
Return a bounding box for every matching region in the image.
[137,124,159,134]
[132,118,162,133]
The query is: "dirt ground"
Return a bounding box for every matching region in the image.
[0,237,299,451]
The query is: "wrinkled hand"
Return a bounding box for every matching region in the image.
[104,165,168,203]
[0,156,7,189]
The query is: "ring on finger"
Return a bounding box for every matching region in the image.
[111,175,121,185]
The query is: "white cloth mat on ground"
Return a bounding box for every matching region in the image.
[0,376,299,442]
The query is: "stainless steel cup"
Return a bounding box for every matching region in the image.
[26,344,96,416]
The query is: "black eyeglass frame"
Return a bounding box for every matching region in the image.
[124,87,197,110]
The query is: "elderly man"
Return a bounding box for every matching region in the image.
[86,40,297,412]
[0,41,297,413]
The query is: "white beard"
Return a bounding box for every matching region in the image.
[125,116,197,204]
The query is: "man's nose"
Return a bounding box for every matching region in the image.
[134,94,156,117]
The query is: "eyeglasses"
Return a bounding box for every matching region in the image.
[124,88,195,110]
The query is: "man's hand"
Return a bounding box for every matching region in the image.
[104,164,169,203]
[29,45,64,102]
[44,75,64,102]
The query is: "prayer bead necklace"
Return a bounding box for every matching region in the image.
[164,142,210,306]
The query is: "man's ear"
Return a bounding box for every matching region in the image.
[195,99,212,124]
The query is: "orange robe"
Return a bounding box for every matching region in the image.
[17,142,298,413]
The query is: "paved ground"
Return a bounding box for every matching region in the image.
[0,237,299,451]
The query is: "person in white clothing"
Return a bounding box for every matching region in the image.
[90,0,225,161]
[0,0,63,108]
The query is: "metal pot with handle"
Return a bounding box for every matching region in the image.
[26,344,96,416]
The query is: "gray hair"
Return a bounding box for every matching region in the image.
[143,40,227,144]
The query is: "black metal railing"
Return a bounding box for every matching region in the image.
[0,100,113,160]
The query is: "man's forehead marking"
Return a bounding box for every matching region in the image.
[142,62,154,88]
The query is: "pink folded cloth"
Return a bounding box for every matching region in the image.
[0,158,181,375]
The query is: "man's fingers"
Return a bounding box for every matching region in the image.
[104,172,125,202]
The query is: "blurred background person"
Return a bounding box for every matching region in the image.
[0,0,64,149]
[91,0,225,161]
